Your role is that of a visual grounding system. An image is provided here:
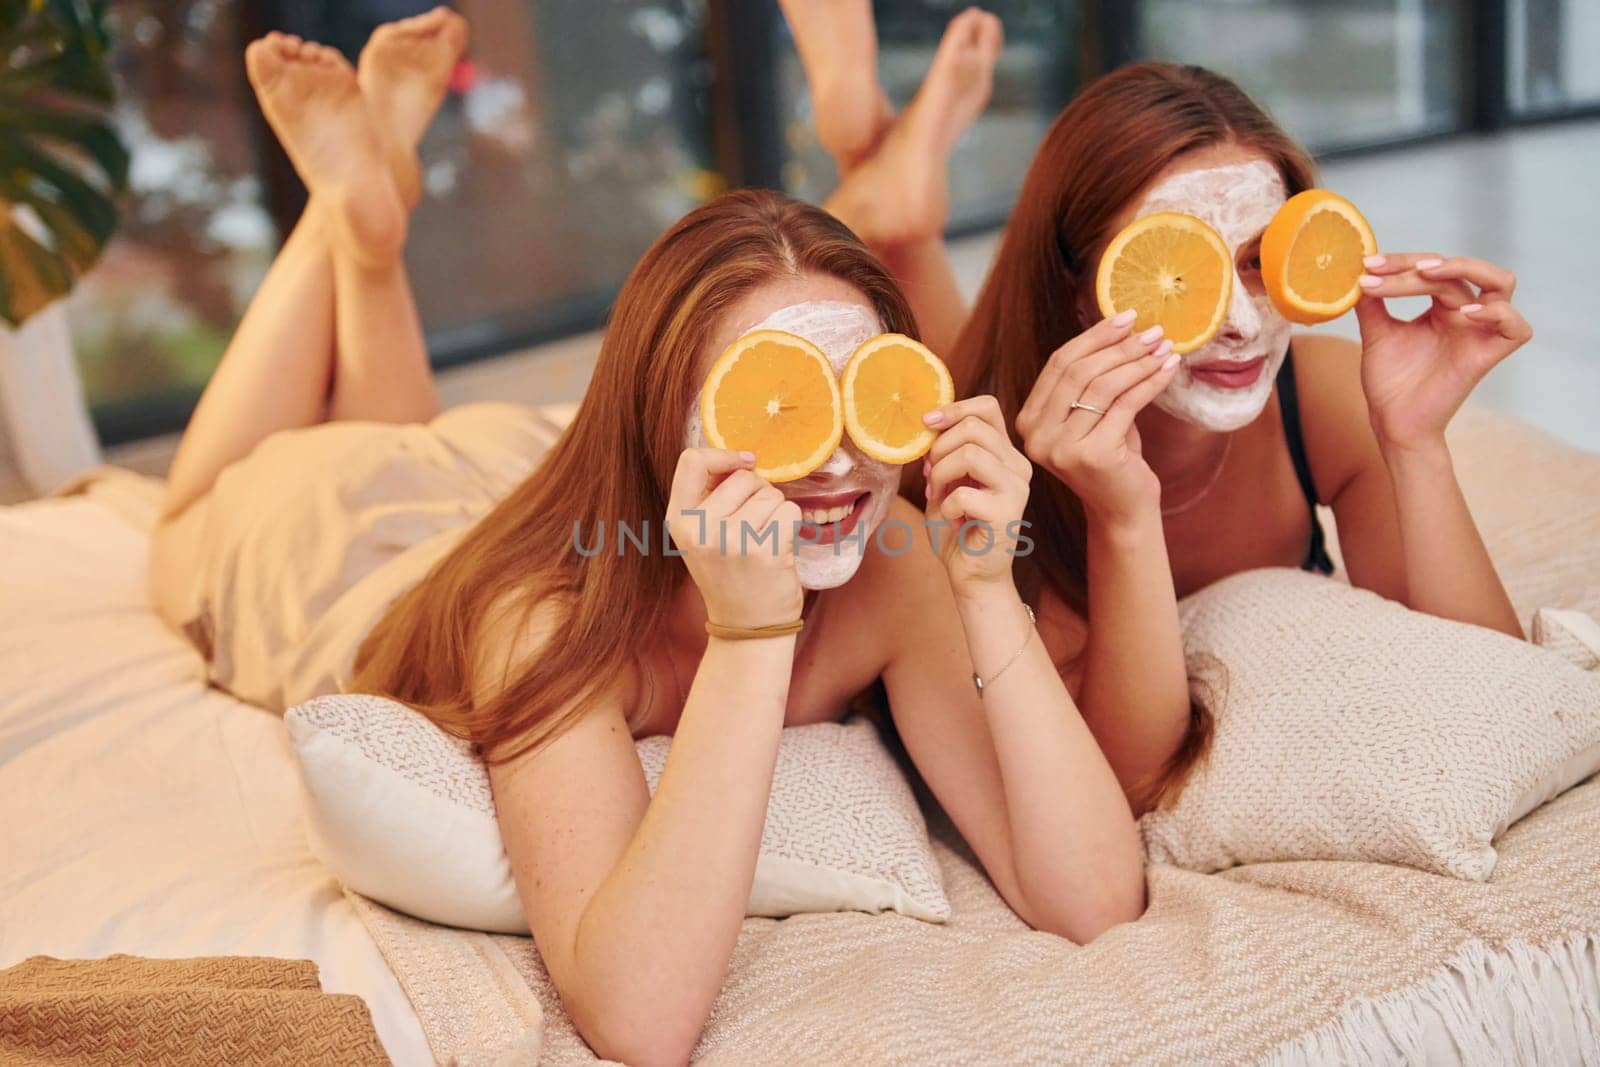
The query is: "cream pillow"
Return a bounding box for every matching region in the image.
[285,694,950,933]
[1140,569,1600,880]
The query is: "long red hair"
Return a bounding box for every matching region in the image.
[352,189,915,763]
[960,61,1316,615]
[957,62,1316,802]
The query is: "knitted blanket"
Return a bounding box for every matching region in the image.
[0,955,388,1066]
[348,778,1600,1064]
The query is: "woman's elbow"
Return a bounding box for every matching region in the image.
[1029,867,1147,945]
[569,995,705,1067]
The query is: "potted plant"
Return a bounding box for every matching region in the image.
[0,0,127,495]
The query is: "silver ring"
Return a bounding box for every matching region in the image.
[1069,400,1108,416]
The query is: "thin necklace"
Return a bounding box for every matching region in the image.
[1160,435,1233,517]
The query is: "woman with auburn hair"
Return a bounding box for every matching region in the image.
[794,11,1532,809]
[149,22,1144,1064]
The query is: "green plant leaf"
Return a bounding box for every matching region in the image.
[0,0,124,327]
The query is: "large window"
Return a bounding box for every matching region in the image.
[74,0,1600,444]
[1139,0,1465,151]
[1507,0,1600,116]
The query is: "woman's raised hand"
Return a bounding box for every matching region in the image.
[666,449,804,629]
[1015,311,1181,526]
[1354,253,1533,452]
[922,395,1033,594]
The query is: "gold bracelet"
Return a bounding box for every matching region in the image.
[972,603,1037,695]
[705,617,804,641]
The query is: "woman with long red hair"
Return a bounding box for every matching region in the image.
[794,8,1533,809]
[149,21,1144,1063]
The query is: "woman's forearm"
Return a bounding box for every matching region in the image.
[955,582,1145,940]
[1078,513,1193,809]
[568,636,794,1062]
[1382,437,1521,637]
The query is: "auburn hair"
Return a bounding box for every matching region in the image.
[350,189,915,764]
[957,63,1316,804]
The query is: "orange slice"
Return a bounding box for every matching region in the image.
[841,333,955,464]
[699,329,843,482]
[1260,189,1378,325]
[1095,211,1233,354]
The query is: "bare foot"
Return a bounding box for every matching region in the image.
[246,33,405,265]
[825,8,1002,249]
[779,0,894,171]
[357,6,469,209]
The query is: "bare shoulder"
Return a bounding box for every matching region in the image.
[1287,332,1384,502]
[467,588,643,713]
[470,588,593,709]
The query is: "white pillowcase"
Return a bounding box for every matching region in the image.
[1140,569,1600,880]
[285,694,950,933]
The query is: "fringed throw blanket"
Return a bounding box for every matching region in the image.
[348,777,1600,1065]
[0,955,389,1066]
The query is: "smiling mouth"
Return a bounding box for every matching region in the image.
[1188,356,1267,390]
[789,490,871,546]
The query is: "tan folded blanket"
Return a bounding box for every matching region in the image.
[0,955,388,1066]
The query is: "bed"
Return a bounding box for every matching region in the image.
[2,405,1597,1065]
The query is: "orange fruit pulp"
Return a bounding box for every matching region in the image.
[840,333,954,464]
[1095,211,1234,354]
[1260,189,1378,325]
[698,329,843,482]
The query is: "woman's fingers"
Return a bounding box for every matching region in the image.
[1063,341,1176,431]
[1084,352,1183,446]
[1461,300,1534,344]
[1364,253,1517,300]
[927,440,1016,505]
[938,485,1003,531]
[926,399,1026,471]
[924,394,1010,441]
[1043,327,1166,432]
[730,485,791,546]
[699,467,771,521]
[1019,311,1142,429]
[1360,252,1444,275]
[1357,269,1477,309]
[670,447,756,508]
[1416,256,1517,300]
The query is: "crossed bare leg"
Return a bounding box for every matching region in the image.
[358,6,469,209]
[796,4,1002,251]
[246,34,406,264]
[778,0,894,171]
[157,11,466,526]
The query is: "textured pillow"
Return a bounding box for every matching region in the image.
[1140,569,1600,880]
[285,694,950,933]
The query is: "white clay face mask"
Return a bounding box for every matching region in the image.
[1134,160,1293,432]
[685,300,898,590]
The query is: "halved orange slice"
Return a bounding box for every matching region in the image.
[1260,189,1378,325]
[699,329,843,482]
[1095,211,1233,354]
[841,333,954,464]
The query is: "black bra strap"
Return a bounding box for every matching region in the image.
[1275,348,1335,575]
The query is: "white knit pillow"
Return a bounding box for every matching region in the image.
[285,695,949,933]
[1140,569,1600,880]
